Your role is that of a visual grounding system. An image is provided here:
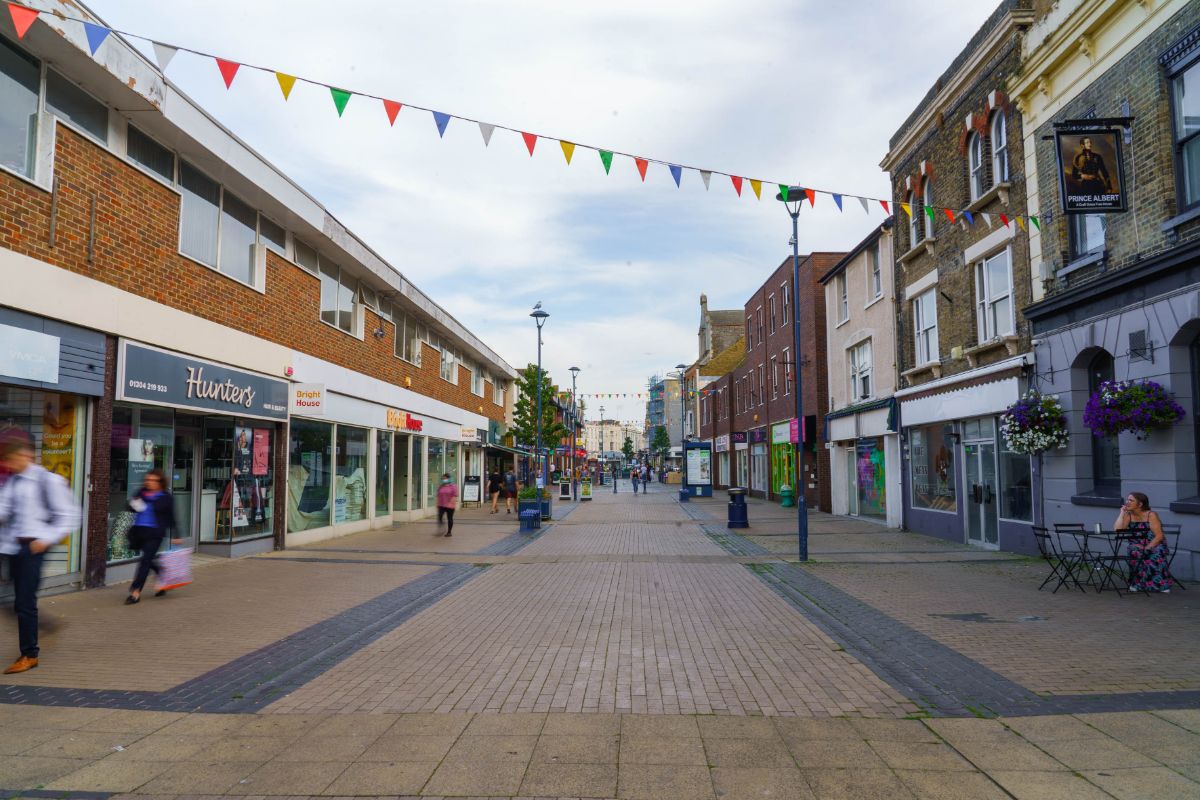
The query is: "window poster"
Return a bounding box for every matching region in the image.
[234,426,253,477]
[252,428,270,476]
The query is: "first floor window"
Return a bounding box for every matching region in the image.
[909,423,956,512]
[127,125,175,183]
[0,35,40,178]
[440,347,457,383]
[46,69,108,144]
[493,380,505,406]
[992,110,1009,184]
[179,161,271,287]
[968,132,985,200]
[837,273,849,322]
[1069,214,1106,260]
[849,339,872,401]
[472,366,484,396]
[869,243,883,299]
[975,249,1014,342]
[319,261,357,334]
[913,290,938,365]
[1172,54,1200,207]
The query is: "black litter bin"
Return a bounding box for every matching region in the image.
[519,509,541,532]
[727,487,749,529]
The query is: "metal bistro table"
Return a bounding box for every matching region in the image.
[1064,528,1139,595]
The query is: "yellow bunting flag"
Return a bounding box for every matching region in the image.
[560,141,575,165]
[750,179,762,199]
[901,202,912,217]
[276,73,297,100]
[1016,216,1026,231]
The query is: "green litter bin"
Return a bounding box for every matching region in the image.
[779,484,795,508]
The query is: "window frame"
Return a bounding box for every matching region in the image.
[769,293,777,333]
[746,316,754,349]
[973,247,1015,343]
[836,272,849,323]
[1068,213,1106,261]
[439,345,458,384]
[848,339,873,402]
[783,347,791,396]
[757,364,765,407]
[781,282,790,326]
[471,364,485,396]
[991,111,1009,186]
[771,356,779,400]
[968,131,985,201]
[45,68,109,146]
[907,190,922,248]
[1168,50,1200,211]
[177,159,277,290]
[913,290,939,366]
[317,258,359,335]
[0,35,42,180]
[868,243,883,301]
[1088,350,1121,496]
[125,123,176,185]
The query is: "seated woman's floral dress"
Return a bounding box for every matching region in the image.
[1127,519,1172,592]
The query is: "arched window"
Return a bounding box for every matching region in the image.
[1088,350,1121,495]
[991,111,1009,185]
[922,179,935,239]
[968,132,985,201]
[907,190,921,248]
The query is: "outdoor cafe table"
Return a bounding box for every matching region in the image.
[1064,529,1138,594]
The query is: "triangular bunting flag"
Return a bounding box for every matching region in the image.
[731,176,743,196]
[1016,216,1026,231]
[880,200,889,214]
[859,197,870,213]
[560,141,575,164]
[599,150,613,174]
[478,122,495,146]
[982,212,993,227]
[522,131,537,156]
[833,194,843,211]
[669,165,682,187]
[804,188,815,206]
[700,171,712,190]
[943,208,955,223]
[778,185,790,203]
[999,213,1010,227]
[432,111,451,138]
[152,42,177,71]
[924,205,935,222]
[635,158,649,181]
[383,99,402,126]
[750,179,762,199]
[901,202,912,218]
[276,73,297,100]
[7,3,38,38]
[963,210,975,226]
[83,23,110,55]
[215,58,240,89]
[1030,215,1040,230]
[329,87,352,117]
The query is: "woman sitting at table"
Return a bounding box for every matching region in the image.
[1114,492,1172,593]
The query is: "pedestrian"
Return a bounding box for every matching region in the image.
[487,470,503,514]
[436,473,458,536]
[1115,492,1172,593]
[642,465,652,491]
[503,468,518,514]
[612,463,618,493]
[124,469,180,604]
[631,469,640,494]
[0,430,80,674]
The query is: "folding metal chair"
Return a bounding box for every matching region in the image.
[1033,526,1082,593]
[1054,523,1094,589]
[1093,532,1136,596]
[1161,524,1187,592]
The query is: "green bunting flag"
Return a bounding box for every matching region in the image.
[330,87,352,117]
[599,150,613,175]
[779,185,789,202]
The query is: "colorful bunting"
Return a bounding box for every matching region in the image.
[7,3,38,39]
[804,188,815,206]
[963,210,975,226]
[999,213,1010,227]
[924,205,935,223]
[943,208,955,223]
[152,42,177,70]
[1030,215,1040,230]
[859,197,870,213]
[383,99,402,126]
[560,141,575,164]
[1016,216,1026,231]
[880,200,889,214]
[433,111,451,138]
[215,58,240,89]
[778,185,790,203]
[832,193,843,211]
[669,164,682,187]
[599,150,613,174]
[522,131,537,156]
[329,87,352,117]
[276,72,297,100]
[982,212,993,227]
[750,179,762,199]
[901,202,912,218]
[635,158,649,181]
[700,170,712,190]
[731,176,743,197]
[478,122,495,146]
[83,22,110,55]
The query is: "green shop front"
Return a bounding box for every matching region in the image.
[769,419,797,500]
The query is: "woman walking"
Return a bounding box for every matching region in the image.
[1114,492,1172,593]
[125,469,178,604]
[436,473,459,536]
[487,470,503,514]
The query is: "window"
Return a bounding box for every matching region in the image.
[756,308,764,344]
[218,191,258,286]
[1088,350,1121,495]
[336,425,369,523]
[769,294,777,333]
[46,70,108,144]
[968,132,985,200]
[294,239,319,274]
[849,339,872,401]
[394,312,424,365]
[771,356,779,399]
[869,243,882,299]
[781,282,790,326]
[471,365,485,396]
[913,290,938,365]
[909,423,956,512]
[907,190,921,247]
[259,216,286,257]
[493,379,505,406]
[746,316,754,349]
[179,161,271,287]
[440,346,457,383]
[998,442,1032,521]
[126,125,174,183]
[974,249,1014,342]
[0,36,40,178]
[1175,57,1200,207]
[757,364,765,406]
[1069,214,1106,260]
[922,179,935,239]
[288,419,332,531]
[991,111,1009,185]
[783,347,791,396]
[836,273,849,323]
[319,260,358,334]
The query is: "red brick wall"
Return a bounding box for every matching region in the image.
[0,126,505,421]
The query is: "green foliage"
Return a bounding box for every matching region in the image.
[511,364,569,449]
[621,436,634,460]
[517,486,538,500]
[650,425,671,456]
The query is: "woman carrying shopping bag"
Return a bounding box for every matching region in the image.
[124,469,181,604]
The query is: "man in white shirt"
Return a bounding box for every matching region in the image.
[0,430,80,674]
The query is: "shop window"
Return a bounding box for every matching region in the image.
[909,423,956,512]
[375,430,391,517]
[998,442,1032,521]
[46,70,108,144]
[1069,214,1106,260]
[1192,334,1200,496]
[849,339,872,401]
[0,36,39,178]
[335,425,369,524]
[392,433,410,512]
[837,273,849,323]
[913,290,938,365]
[1089,350,1121,495]
[446,442,460,490]
[426,438,445,507]
[968,132,985,201]
[207,419,273,541]
[751,443,767,493]
[126,125,174,183]
[991,111,1009,185]
[974,248,1014,342]
[855,438,886,518]
[288,419,331,531]
[1171,53,1200,209]
[107,405,174,561]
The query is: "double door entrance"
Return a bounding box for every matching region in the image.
[962,418,998,549]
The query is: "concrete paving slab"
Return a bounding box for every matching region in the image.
[540,712,622,737]
[989,770,1114,800]
[620,715,699,739]
[531,734,619,764]
[1081,767,1200,800]
[441,734,538,764]
[381,714,473,738]
[422,760,528,796]
[227,760,349,795]
[709,766,814,799]
[1036,737,1160,770]
[320,760,437,796]
[786,739,886,770]
[136,760,264,795]
[894,769,1010,800]
[22,730,146,759]
[43,757,171,792]
[618,736,708,766]
[702,736,795,768]
[615,763,715,800]
[358,734,458,763]
[801,767,917,799]
[0,755,92,789]
[867,740,976,771]
[950,738,1071,772]
[518,762,618,797]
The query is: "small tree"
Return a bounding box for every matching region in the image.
[650,425,671,460]
[512,363,568,461]
[621,436,634,462]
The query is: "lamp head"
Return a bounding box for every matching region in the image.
[569,366,580,375]
[776,185,805,217]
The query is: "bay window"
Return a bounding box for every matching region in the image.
[974,249,1014,342]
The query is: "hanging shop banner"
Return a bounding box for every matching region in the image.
[1055,127,1127,213]
[118,341,289,421]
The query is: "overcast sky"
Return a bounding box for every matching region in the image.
[89,0,996,424]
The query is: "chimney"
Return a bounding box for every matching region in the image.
[700,293,708,314]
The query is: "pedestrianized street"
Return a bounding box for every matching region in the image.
[3,487,1199,800]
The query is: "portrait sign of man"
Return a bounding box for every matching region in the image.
[1055,128,1127,213]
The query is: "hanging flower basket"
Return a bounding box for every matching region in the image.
[1000,392,1069,454]
[1083,379,1185,439]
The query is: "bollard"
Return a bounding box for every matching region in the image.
[727,487,749,529]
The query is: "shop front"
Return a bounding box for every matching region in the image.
[108,341,289,570]
[0,311,105,593]
[826,399,901,527]
[748,427,768,497]
[732,431,748,488]
[769,420,796,498]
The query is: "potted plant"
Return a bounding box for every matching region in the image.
[1000,392,1069,454]
[1083,379,1185,440]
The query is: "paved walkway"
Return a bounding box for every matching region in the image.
[0,482,1196,797]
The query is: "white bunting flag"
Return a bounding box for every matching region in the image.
[699,170,712,190]
[981,212,993,228]
[153,43,178,71]
[478,122,495,147]
[858,196,870,213]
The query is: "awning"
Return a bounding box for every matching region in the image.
[824,397,897,440]
[486,443,527,457]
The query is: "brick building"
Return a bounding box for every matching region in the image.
[697,336,745,490]
[1015,0,1200,579]
[882,0,1040,553]
[0,4,514,594]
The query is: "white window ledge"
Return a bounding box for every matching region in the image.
[964,335,1019,367]
[902,362,943,381]
[964,182,1011,215]
[898,237,937,265]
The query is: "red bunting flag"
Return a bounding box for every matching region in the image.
[522,131,537,156]
[880,200,890,214]
[635,158,648,181]
[215,58,240,89]
[7,3,38,38]
[944,208,955,223]
[731,176,743,196]
[804,188,816,207]
[999,213,1010,227]
[383,100,402,126]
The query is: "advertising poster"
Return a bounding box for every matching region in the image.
[581,480,592,500]
[686,447,712,486]
[1055,128,1126,213]
[40,395,77,484]
[252,428,270,476]
[128,438,154,489]
[234,426,253,476]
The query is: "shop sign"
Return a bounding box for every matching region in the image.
[749,427,768,444]
[771,422,791,445]
[0,323,59,383]
[790,417,801,444]
[118,341,288,421]
[386,408,424,432]
[715,434,730,453]
[290,383,325,415]
[731,431,747,443]
[1054,125,1128,213]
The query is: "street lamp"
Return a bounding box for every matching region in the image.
[776,186,809,561]
[569,366,581,501]
[675,363,688,502]
[531,305,550,515]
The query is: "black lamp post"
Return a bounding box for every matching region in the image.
[675,363,689,502]
[775,186,808,562]
[569,365,580,500]
[531,305,549,513]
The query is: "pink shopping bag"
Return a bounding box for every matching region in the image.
[157,547,193,592]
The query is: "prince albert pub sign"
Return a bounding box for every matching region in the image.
[1053,121,1129,214]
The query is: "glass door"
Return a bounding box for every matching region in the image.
[964,441,999,548]
[393,433,410,513]
[171,427,200,545]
